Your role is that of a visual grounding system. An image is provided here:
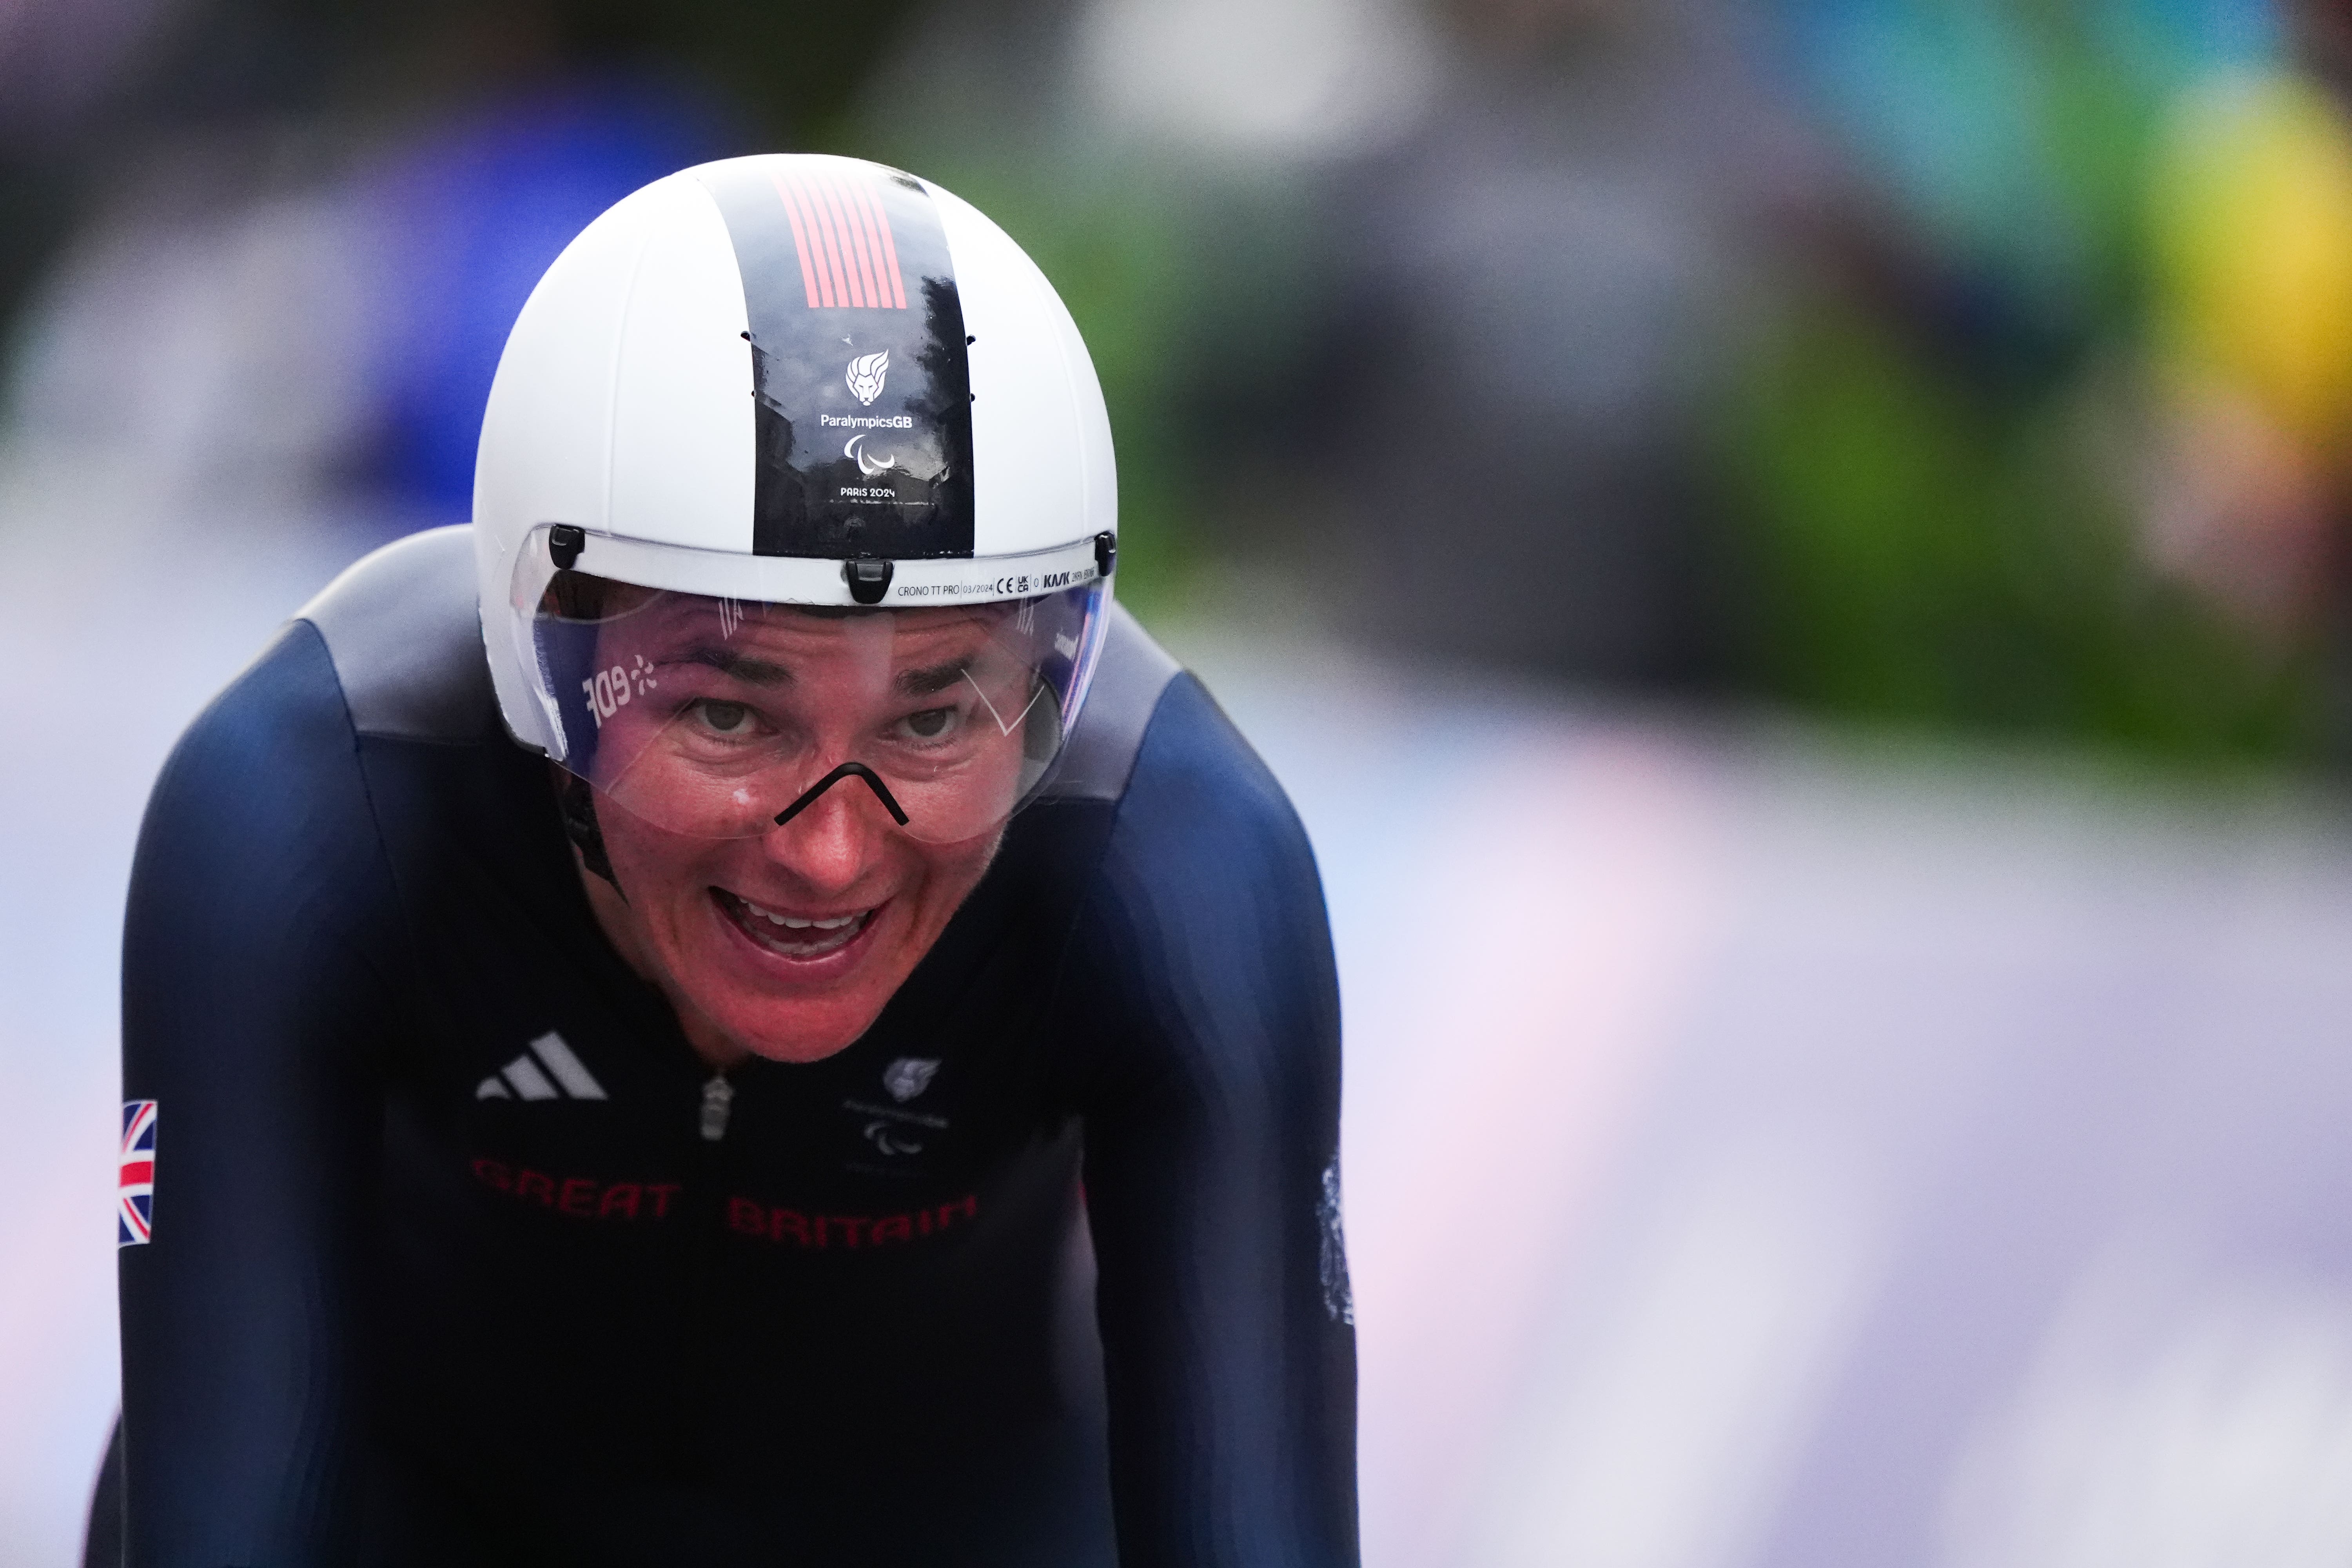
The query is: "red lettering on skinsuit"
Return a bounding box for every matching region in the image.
[726,1196,979,1248]
[470,1160,677,1223]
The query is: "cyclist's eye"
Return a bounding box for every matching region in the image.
[904,706,954,739]
[699,700,752,734]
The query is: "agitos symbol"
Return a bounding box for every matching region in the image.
[770,165,908,311]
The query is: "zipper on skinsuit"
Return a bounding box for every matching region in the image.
[699,1073,734,1142]
[683,1069,737,1465]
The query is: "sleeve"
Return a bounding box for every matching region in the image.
[1069,674,1359,1568]
[117,620,403,1568]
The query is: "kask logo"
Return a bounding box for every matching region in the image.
[846,349,889,406]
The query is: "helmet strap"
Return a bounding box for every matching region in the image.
[557,772,624,898]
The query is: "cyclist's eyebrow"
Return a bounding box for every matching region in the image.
[676,647,792,686]
[897,657,975,697]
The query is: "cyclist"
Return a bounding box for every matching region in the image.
[101,154,1356,1566]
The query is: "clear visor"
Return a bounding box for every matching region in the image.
[523,568,1107,845]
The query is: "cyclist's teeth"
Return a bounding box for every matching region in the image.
[741,898,862,932]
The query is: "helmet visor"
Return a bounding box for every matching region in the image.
[526,570,1105,844]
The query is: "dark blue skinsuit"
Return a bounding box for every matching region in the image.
[100,527,1356,1567]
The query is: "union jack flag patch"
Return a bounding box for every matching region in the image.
[119,1100,156,1247]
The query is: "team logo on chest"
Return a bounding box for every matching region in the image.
[882,1057,940,1102]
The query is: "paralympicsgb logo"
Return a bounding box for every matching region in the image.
[846,350,889,406]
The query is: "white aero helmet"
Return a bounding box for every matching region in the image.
[474,154,1117,847]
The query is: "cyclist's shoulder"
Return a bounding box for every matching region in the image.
[148,524,502,866]
[1048,610,1316,898]
[1033,601,1182,809]
[1039,603,1285,818]
[293,524,499,746]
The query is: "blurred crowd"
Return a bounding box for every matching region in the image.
[4,0,2347,759]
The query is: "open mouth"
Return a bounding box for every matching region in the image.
[713,889,879,960]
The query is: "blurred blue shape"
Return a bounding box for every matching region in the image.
[1765,0,2280,278]
[359,77,729,520]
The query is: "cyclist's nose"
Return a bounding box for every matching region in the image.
[757,779,892,893]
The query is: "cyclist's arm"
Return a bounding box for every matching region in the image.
[1071,673,1359,1567]
[119,621,399,1567]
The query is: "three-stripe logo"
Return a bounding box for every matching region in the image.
[476,1032,609,1102]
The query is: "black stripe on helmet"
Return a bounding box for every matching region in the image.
[697,157,975,561]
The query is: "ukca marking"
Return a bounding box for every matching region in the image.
[580,655,659,730]
[728,1192,977,1249]
[472,1158,680,1220]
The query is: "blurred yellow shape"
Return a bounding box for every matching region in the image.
[2152,71,2352,465]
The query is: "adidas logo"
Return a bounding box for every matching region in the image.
[476,1032,608,1102]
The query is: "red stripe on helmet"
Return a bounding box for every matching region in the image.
[818,172,875,308]
[770,174,822,308]
[817,169,878,308]
[818,174,875,305]
[788,171,851,308]
[848,174,895,310]
[777,174,837,307]
[847,176,905,309]
[864,179,909,309]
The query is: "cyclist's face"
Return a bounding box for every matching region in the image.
[583,603,1025,1063]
